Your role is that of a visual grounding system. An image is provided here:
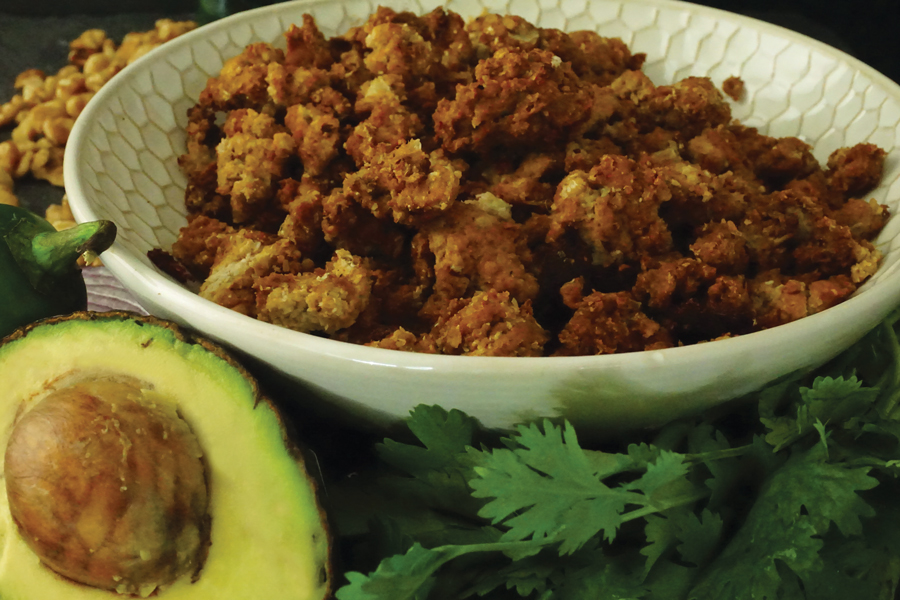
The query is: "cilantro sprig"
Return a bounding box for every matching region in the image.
[329,308,900,600]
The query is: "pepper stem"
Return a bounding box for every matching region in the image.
[31,221,117,279]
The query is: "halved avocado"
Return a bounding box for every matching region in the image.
[0,312,331,600]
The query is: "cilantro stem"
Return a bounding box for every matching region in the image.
[684,445,752,464]
[874,323,900,418]
[409,540,554,580]
[885,307,900,330]
[335,540,547,600]
[840,454,899,470]
[620,488,711,523]
[439,540,546,557]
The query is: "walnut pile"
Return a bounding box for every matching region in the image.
[153,7,891,357]
[0,19,196,215]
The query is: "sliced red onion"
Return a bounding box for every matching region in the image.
[83,266,148,315]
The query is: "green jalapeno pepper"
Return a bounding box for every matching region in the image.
[0,205,116,339]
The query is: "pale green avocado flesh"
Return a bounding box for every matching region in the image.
[0,313,331,600]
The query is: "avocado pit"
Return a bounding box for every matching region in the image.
[4,377,210,596]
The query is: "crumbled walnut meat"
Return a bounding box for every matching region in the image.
[722,75,744,101]
[157,8,891,356]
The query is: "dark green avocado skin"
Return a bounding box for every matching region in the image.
[0,206,87,340]
[0,262,86,340]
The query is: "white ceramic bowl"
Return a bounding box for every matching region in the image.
[65,0,900,436]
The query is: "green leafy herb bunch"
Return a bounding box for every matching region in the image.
[328,309,900,600]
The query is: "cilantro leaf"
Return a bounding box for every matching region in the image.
[546,549,650,600]
[686,426,784,514]
[337,539,546,600]
[377,404,481,477]
[644,560,700,600]
[641,514,678,577]
[687,438,879,599]
[641,508,722,578]
[625,443,663,470]
[686,515,821,600]
[463,547,559,598]
[375,405,486,517]
[624,450,691,502]
[584,448,646,480]
[550,563,648,600]
[336,543,444,600]
[470,420,637,551]
[771,442,877,537]
[623,452,710,535]
[470,420,709,559]
[800,376,880,431]
[761,376,880,451]
[801,536,897,600]
[675,509,724,566]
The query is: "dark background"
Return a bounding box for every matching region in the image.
[1,0,898,215]
[2,0,898,81]
[1,0,897,83]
